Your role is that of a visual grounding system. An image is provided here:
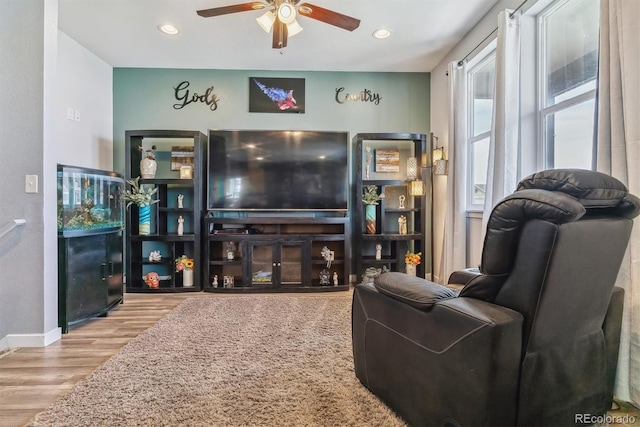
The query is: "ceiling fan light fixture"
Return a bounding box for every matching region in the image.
[256,10,276,33]
[277,3,297,25]
[158,24,179,35]
[286,19,303,37]
[372,28,391,39]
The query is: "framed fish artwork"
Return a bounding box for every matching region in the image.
[249,77,305,113]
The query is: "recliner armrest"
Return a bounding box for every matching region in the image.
[448,267,481,289]
[374,272,456,311]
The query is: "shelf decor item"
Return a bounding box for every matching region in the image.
[177,215,184,236]
[175,255,195,287]
[123,176,159,236]
[138,205,151,235]
[148,250,162,262]
[227,241,236,260]
[139,145,157,179]
[398,215,408,235]
[405,251,422,276]
[362,185,384,234]
[144,271,160,288]
[319,268,331,286]
[179,165,193,179]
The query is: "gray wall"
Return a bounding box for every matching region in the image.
[0,0,59,347]
[57,31,113,170]
[113,68,431,176]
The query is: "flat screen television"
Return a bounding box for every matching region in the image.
[207,130,349,211]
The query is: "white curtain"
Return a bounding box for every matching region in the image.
[440,61,469,284]
[596,0,640,406]
[482,10,521,231]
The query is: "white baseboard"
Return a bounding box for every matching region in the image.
[0,327,62,351]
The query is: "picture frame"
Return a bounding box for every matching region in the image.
[249,77,305,113]
[374,149,400,173]
[171,146,194,171]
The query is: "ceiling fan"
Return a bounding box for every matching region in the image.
[197,1,361,49]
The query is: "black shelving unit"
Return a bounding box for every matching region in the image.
[124,130,206,292]
[352,133,433,282]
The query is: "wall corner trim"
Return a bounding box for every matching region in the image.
[0,328,62,351]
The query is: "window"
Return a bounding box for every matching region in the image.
[467,51,496,208]
[539,0,599,169]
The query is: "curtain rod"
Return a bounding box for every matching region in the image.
[457,0,529,67]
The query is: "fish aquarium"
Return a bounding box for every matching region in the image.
[57,164,124,236]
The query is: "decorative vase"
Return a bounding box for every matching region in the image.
[140,157,157,179]
[406,264,416,276]
[365,205,376,234]
[183,269,194,287]
[138,205,151,235]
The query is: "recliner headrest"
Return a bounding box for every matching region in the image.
[468,169,640,302]
[517,169,640,218]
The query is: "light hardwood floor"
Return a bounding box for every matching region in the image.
[1,292,639,427]
[0,293,190,427]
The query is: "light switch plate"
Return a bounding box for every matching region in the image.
[25,175,38,193]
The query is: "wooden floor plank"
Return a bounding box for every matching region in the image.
[0,293,186,427]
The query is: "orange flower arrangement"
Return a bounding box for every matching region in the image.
[405,251,422,266]
[175,255,194,271]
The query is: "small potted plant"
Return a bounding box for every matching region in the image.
[175,255,195,287]
[362,185,384,234]
[362,185,385,205]
[405,251,422,276]
[123,176,159,235]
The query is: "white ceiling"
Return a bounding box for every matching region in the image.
[58,0,500,73]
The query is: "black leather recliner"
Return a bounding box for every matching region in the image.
[352,169,640,427]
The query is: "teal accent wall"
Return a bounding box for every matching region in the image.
[113,68,430,176]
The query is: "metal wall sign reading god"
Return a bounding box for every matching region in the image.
[173,81,219,111]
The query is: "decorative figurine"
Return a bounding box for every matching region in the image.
[375,243,382,260]
[399,194,406,209]
[361,266,390,285]
[212,275,218,287]
[321,245,334,268]
[365,146,372,179]
[398,215,407,235]
[144,271,160,288]
[177,215,184,236]
[227,241,236,260]
[223,275,234,288]
[333,272,339,286]
[319,268,331,286]
[177,194,184,209]
[148,250,162,262]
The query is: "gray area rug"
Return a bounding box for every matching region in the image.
[29,294,406,426]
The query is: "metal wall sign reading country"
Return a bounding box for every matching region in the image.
[335,87,382,105]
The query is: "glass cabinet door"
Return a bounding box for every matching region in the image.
[279,242,303,286]
[248,241,304,287]
[249,242,275,286]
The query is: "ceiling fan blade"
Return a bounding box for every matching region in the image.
[197,2,267,18]
[272,17,288,49]
[298,3,360,32]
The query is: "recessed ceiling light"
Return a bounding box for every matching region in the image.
[372,28,391,39]
[158,24,179,35]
